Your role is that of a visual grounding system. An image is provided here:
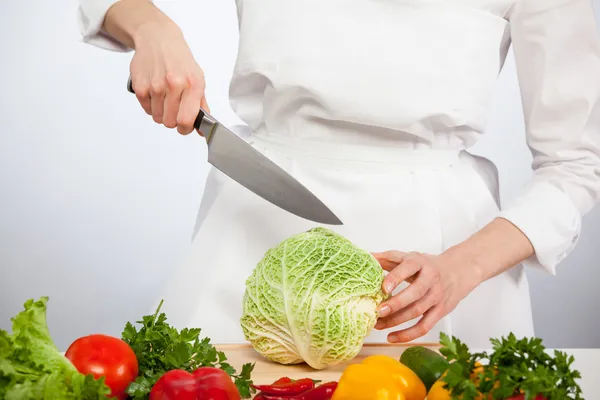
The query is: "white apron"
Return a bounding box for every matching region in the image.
[157,0,536,349]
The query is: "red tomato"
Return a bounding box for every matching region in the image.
[65,334,138,400]
[149,367,240,400]
[194,367,241,400]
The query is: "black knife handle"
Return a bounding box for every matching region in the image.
[126,76,205,133]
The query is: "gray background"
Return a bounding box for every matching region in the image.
[1,0,599,350]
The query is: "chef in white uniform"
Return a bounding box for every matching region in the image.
[78,0,600,348]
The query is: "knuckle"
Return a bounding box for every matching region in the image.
[403,259,421,270]
[417,323,430,336]
[165,72,187,90]
[134,84,150,98]
[163,120,177,129]
[188,72,206,90]
[414,303,427,317]
[177,114,195,127]
[150,79,166,95]
[414,284,428,298]
[178,129,193,136]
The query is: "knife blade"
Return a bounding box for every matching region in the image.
[127,77,343,225]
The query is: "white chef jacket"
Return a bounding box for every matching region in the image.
[78,0,600,276]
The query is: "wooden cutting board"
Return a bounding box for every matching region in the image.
[216,342,441,384]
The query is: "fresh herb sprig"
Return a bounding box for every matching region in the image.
[439,332,583,400]
[438,333,487,399]
[121,300,255,399]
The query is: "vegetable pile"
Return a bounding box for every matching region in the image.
[326,333,584,400]
[240,227,388,370]
[0,297,255,400]
[120,300,254,399]
[433,332,583,400]
[0,295,586,400]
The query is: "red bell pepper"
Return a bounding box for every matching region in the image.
[149,367,241,400]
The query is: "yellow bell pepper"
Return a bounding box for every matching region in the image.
[426,378,452,400]
[427,362,498,400]
[331,355,427,400]
[363,355,427,400]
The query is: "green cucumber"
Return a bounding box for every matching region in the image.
[400,346,450,391]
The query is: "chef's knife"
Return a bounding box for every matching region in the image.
[127,77,343,225]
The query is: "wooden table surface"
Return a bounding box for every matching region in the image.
[217,342,440,384]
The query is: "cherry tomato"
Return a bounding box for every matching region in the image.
[65,334,138,400]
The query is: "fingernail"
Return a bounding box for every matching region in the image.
[377,305,391,317]
[388,333,398,343]
[384,282,394,294]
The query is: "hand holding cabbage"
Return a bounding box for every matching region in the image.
[373,250,480,343]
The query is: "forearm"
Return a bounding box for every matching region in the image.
[103,0,180,49]
[445,217,535,284]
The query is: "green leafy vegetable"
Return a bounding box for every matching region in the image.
[240,227,388,370]
[0,297,112,399]
[439,332,583,400]
[121,300,256,399]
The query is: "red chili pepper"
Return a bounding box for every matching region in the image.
[302,382,337,400]
[260,382,338,400]
[252,378,315,395]
[251,377,291,392]
[271,377,293,385]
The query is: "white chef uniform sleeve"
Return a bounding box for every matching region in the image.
[499,0,600,274]
[78,0,151,52]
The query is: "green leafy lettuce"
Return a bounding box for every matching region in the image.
[0,297,111,399]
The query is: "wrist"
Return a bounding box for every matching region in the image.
[103,0,182,49]
[132,18,183,48]
[441,242,486,292]
[443,218,535,284]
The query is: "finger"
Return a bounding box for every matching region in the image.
[371,251,407,274]
[163,74,186,129]
[387,305,445,343]
[375,289,438,330]
[378,270,433,318]
[389,272,432,312]
[177,87,203,136]
[381,256,422,295]
[372,250,407,267]
[373,257,400,272]
[150,79,167,124]
[132,78,152,115]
